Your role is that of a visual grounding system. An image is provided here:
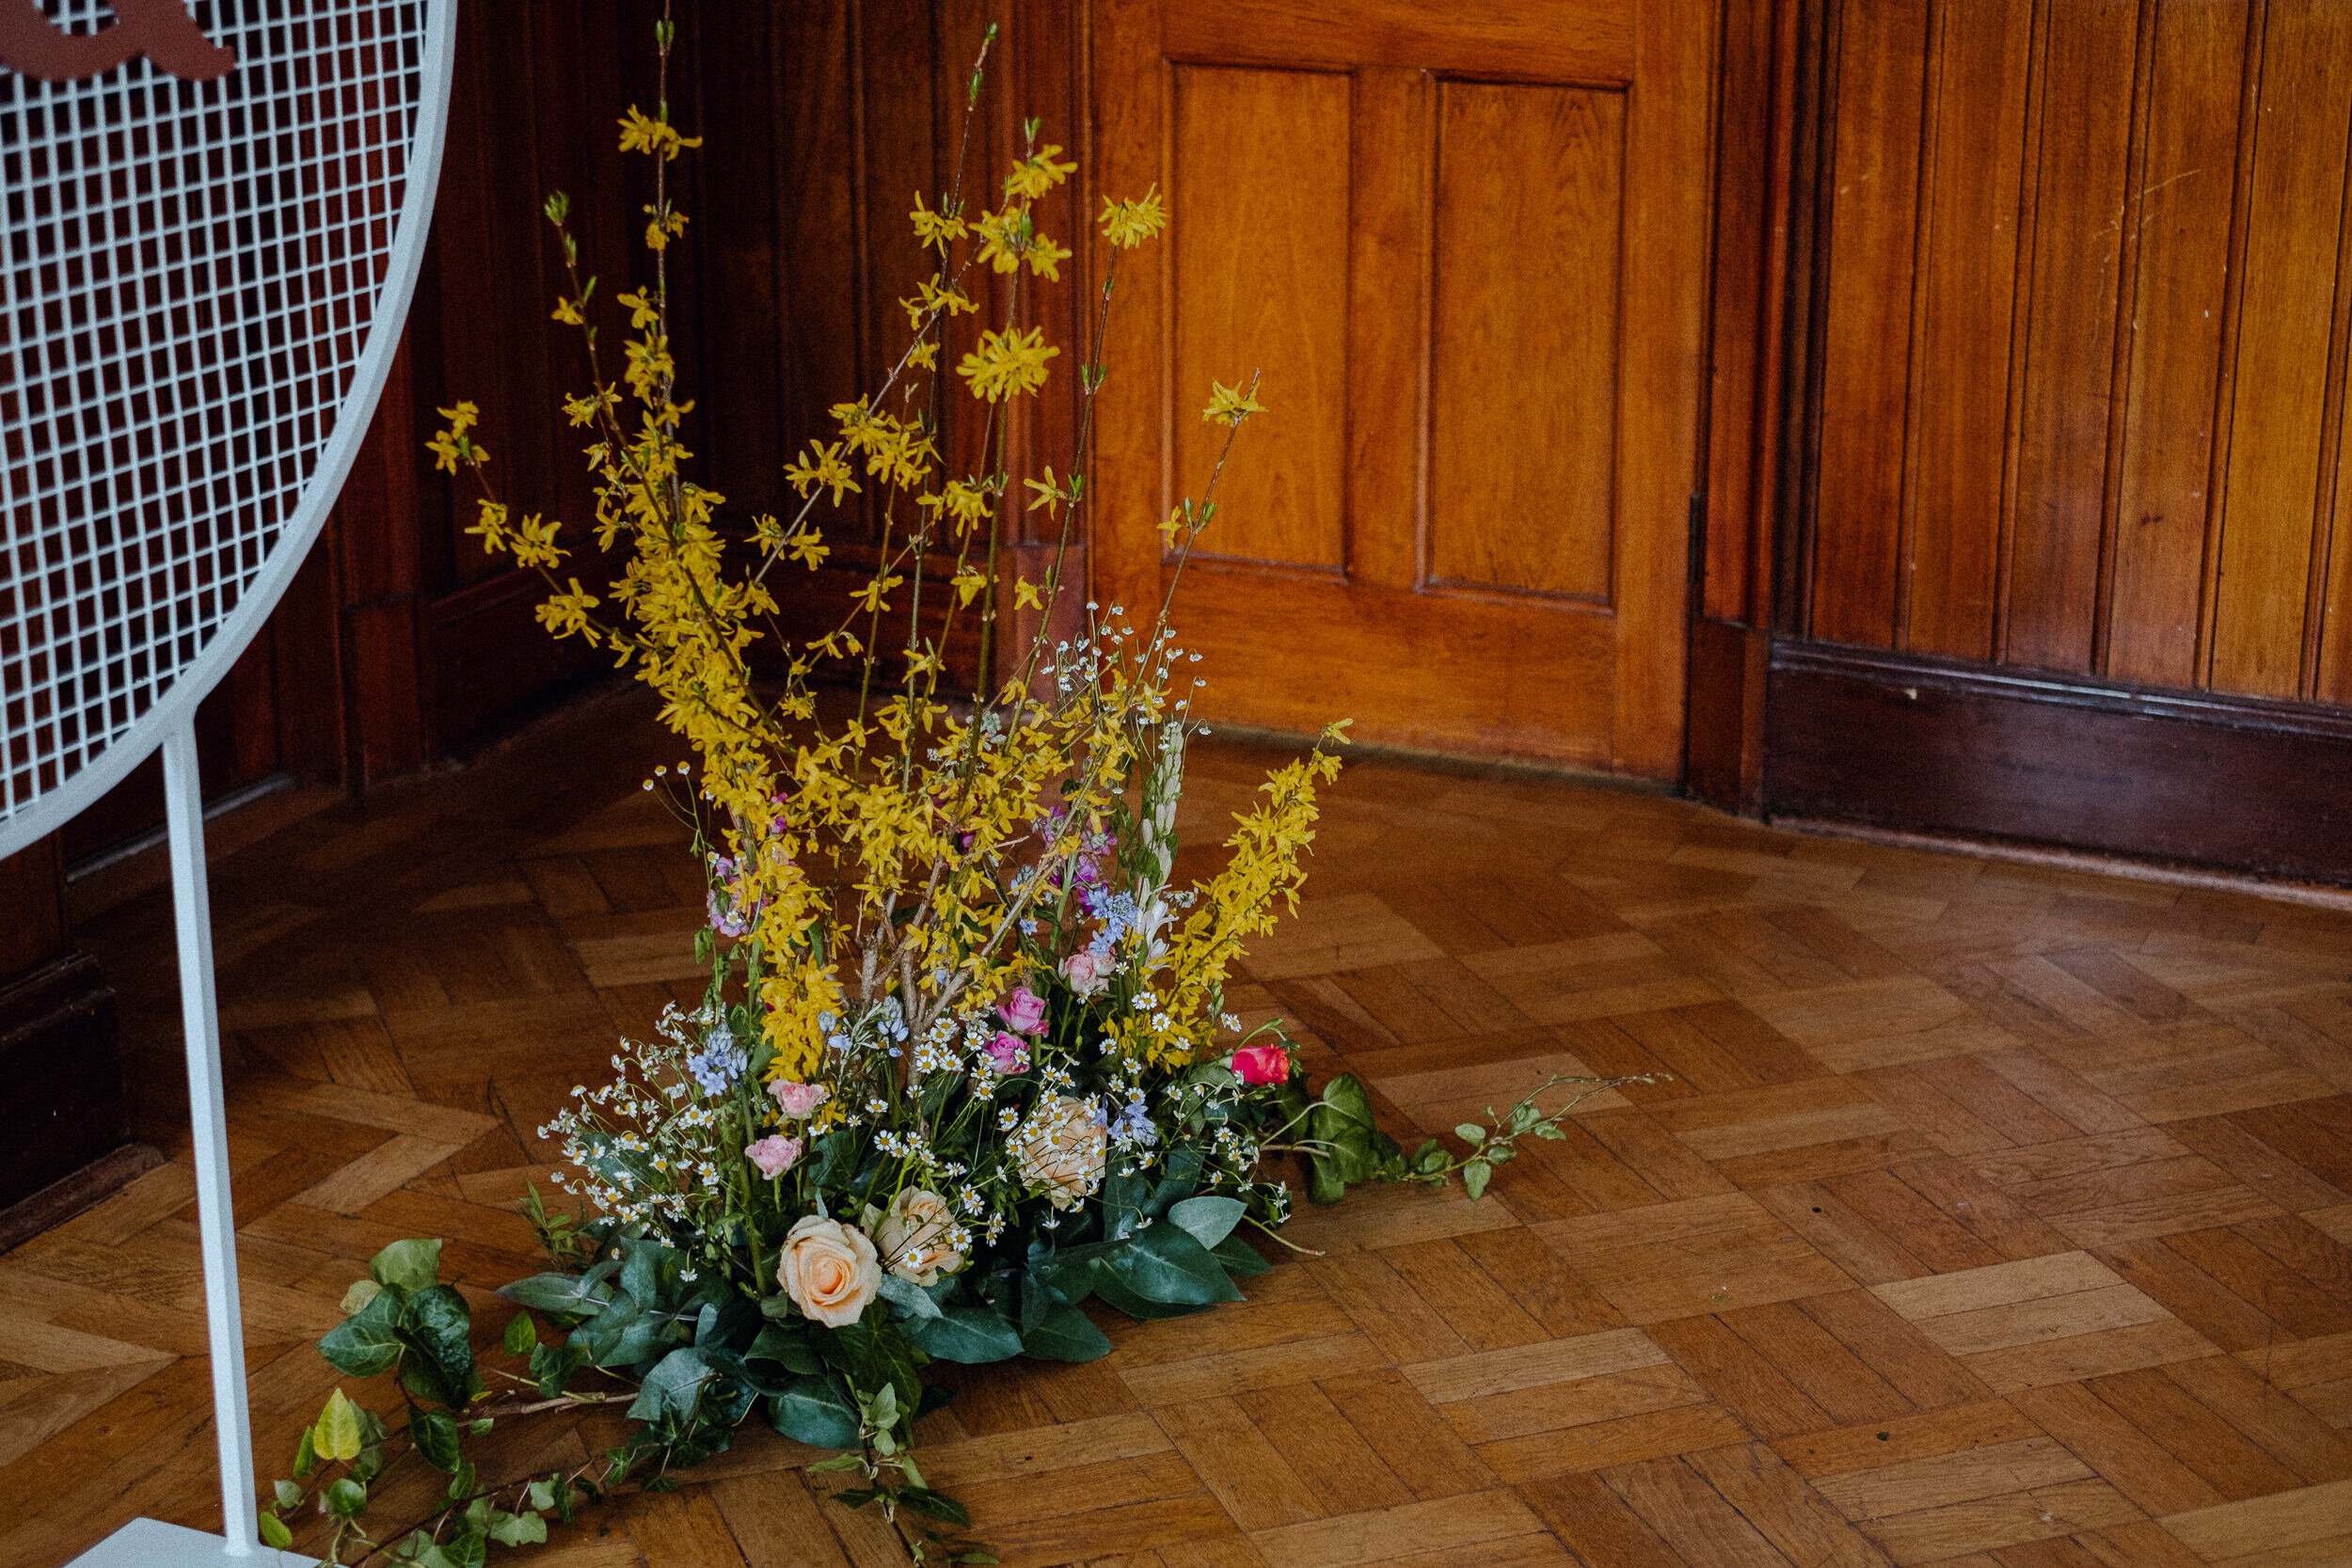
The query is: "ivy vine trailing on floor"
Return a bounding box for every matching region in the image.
[259,8,1661,1560]
[268,1071,1653,1564]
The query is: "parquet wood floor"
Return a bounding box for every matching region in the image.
[7,686,2352,1566]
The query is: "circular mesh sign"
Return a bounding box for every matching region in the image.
[1,0,452,854]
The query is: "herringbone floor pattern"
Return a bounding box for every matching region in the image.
[6,687,2352,1567]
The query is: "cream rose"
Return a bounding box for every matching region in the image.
[870,1188,966,1287]
[1015,1094,1107,1211]
[776,1214,880,1327]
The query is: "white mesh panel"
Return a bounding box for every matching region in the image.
[2,0,432,824]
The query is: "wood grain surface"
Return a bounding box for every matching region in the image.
[7,686,2350,1566]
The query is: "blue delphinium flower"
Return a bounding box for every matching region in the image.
[686,1022,747,1096]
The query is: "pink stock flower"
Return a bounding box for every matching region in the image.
[770,1080,828,1118]
[998,986,1047,1035]
[1232,1043,1292,1085]
[986,1033,1030,1075]
[745,1134,804,1179]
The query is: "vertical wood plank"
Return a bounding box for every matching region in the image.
[2207,0,2352,697]
[1614,0,1715,775]
[1811,0,1928,649]
[1346,66,1430,595]
[1904,0,2031,662]
[2004,0,2140,673]
[2106,0,2253,689]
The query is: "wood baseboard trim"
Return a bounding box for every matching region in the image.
[1764,641,2352,884]
[0,1143,164,1256]
[1772,815,2352,912]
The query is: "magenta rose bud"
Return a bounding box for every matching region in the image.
[998,986,1047,1035]
[745,1134,803,1179]
[769,1080,828,1118]
[1232,1043,1292,1085]
[987,1032,1030,1075]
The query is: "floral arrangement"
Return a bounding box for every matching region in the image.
[258,16,1650,1565]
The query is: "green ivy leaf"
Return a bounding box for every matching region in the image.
[502,1313,536,1356]
[368,1238,444,1295]
[258,1513,294,1551]
[312,1389,365,1464]
[398,1285,479,1408]
[487,1510,548,1546]
[293,1427,317,1479]
[271,1480,302,1511]
[325,1477,368,1519]
[339,1277,382,1315]
[1463,1159,1492,1202]
[410,1407,461,1473]
[526,1479,556,1512]
[1454,1122,1486,1144]
[529,1340,586,1399]
[318,1287,404,1378]
[898,1487,970,1527]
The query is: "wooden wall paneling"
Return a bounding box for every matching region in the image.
[2106,0,2252,689]
[1170,64,1352,573]
[1427,81,1623,601]
[1614,0,1716,778]
[1903,0,2029,663]
[1701,0,1775,626]
[687,3,788,529]
[771,0,866,540]
[1344,64,1430,597]
[1809,0,1925,649]
[2001,0,2140,674]
[2207,0,2352,699]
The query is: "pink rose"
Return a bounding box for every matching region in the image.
[1232,1043,1292,1085]
[770,1080,828,1118]
[745,1134,803,1179]
[987,1032,1030,1075]
[1062,949,1105,994]
[998,986,1047,1035]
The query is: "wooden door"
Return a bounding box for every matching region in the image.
[1094,0,1715,775]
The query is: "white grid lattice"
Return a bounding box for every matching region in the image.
[2,0,434,828]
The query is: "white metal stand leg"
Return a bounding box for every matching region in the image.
[164,718,257,1557]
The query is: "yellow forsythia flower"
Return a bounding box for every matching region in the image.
[958,326,1058,403]
[1100,186,1167,248]
[1202,379,1266,428]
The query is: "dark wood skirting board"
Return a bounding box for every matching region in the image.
[1763,640,2352,884]
[0,952,128,1212]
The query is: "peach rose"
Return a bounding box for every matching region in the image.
[872,1188,966,1287]
[776,1214,880,1327]
[1014,1094,1107,1211]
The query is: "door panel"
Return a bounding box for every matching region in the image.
[1428,81,1624,602]
[1171,65,1353,571]
[1096,0,1712,773]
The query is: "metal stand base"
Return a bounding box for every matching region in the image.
[63,1517,312,1567]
